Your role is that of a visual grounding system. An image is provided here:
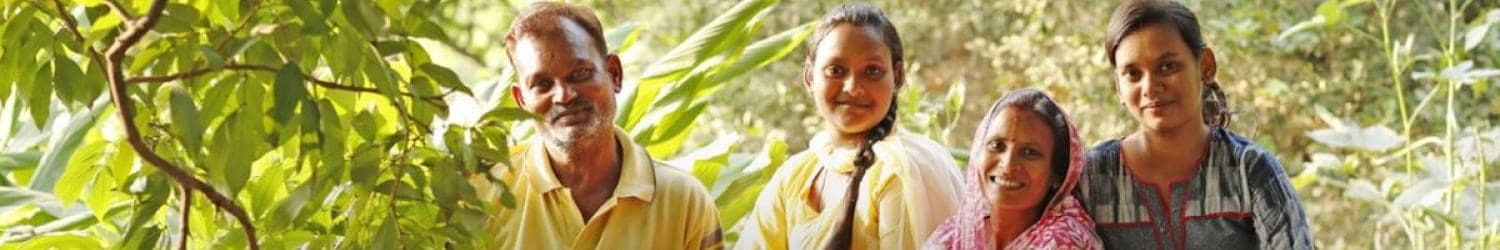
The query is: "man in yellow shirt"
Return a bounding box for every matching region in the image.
[469,2,722,249]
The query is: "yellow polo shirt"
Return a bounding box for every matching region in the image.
[734,131,963,250]
[470,127,723,249]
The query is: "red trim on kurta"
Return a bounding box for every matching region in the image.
[1175,181,1191,250]
[1133,183,1165,250]
[1120,138,1211,250]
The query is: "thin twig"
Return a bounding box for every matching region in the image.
[102,0,134,21]
[127,63,451,108]
[213,0,261,52]
[102,0,260,248]
[47,0,107,72]
[179,188,191,250]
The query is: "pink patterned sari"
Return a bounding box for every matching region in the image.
[924,93,1102,250]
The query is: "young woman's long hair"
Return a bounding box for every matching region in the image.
[804,3,904,249]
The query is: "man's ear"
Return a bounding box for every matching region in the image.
[1200,46,1218,81]
[510,82,526,108]
[607,54,623,93]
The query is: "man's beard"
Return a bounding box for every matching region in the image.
[542,101,611,149]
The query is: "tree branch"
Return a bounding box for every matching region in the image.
[127,63,452,109]
[102,0,260,249]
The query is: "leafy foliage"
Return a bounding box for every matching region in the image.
[1,0,1497,248]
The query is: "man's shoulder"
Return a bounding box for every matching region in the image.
[647,161,713,198]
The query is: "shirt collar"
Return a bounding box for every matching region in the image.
[524,127,656,203]
[808,130,905,174]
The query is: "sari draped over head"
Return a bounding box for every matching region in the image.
[925,93,1102,250]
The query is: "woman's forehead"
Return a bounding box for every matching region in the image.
[813,24,892,63]
[986,108,1054,144]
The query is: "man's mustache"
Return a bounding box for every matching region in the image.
[546,101,594,123]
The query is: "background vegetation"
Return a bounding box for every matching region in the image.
[0,0,1496,248]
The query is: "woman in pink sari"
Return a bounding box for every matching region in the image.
[925,88,1101,249]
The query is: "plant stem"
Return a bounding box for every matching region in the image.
[1377,0,1422,248]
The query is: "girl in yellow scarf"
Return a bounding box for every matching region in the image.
[735,3,963,250]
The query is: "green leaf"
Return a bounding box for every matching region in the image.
[373,40,407,57]
[1315,1,1344,27]
[54,135,105,209]
[272,63,308,126]
[482,107,538,122]
[157,3,201,33]
[27,63,53,130]
[672,135,738,188]
[197,75,240,126]
[605,22,642,53]
[352,110,385,141]
[708,22,814,84]
[84,170,120,227]
[317,99,348,170]
[270,181,315,229]
[209,0,240,28]
[619,0,779,130]
[223,111,261,196]
[197,46,226,70]
[376,180,422,201]
[349,142,383,188]
[0,186,53,212]
[640,102,709,156]
[364,61,401,99]
[323,34,364,81]
[431,152,472,211]
[121,175,169,248]
[1464,9,1500,51]
[287,0,329,35]
[714,137,787,227]
[30,99,109,193]
[419,63,472,94]
[52,58,87,107]
[372,212,399,249]
[407,77,440,126]
[168,83,204,152]
[85,12,122,46]
[10,233,104,249]
[339,0,387,38]
[0,152,41,171]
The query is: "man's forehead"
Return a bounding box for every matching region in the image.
[511,17,603,73]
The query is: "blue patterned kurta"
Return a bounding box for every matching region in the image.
[1075,128,1313,250]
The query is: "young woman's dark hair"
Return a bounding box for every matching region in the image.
[805,3,903,249]
[1104,0,1230,127]
[990,88,1070,195]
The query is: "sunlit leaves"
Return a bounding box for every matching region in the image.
[157,3,202,34]
[168,83,203,153]
[419,63,471,95]
[288,0,330,35]
[29,100,110,193]
[272,63,309,126]
[618,0,811,157]
[52,59,87,107]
